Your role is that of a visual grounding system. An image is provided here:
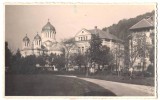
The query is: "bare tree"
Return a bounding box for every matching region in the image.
[128,32,148,73]
[61,38,75,71]
[112,42,124,76]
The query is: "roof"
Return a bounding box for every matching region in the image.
[87,29,123,42]
[129,16,154,30]
[147,15,155,25]
[51,43,64,51]
[34,34,41,40]
[42,20,56,32]
[23,35,30,42]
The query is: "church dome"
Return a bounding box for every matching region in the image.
[42,19,56,32]
[23,34,30,42]
[34,33,41,40]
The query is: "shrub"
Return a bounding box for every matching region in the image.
[146,64,154,77]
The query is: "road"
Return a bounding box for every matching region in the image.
[59,75,155,96]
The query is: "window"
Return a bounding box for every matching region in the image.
[82,47,84,53]
[78,47,80,53]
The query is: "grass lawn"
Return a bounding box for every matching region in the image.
[5,74,116,96]
[79,74,154,86]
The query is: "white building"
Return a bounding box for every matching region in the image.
[21,20,64,57]
[73,26,124,68]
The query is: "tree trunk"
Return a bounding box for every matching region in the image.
[98,64,100,71]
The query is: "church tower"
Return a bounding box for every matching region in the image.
[33,33,41,49]
[41,19,56,46]
[22,34,30,49]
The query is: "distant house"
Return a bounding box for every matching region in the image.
[129,15,155,70]
[71,26,124,71]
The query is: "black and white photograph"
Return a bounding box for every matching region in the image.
[5,3,156,98]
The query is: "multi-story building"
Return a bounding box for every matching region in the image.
[21,20,64,57]
[129,15,155,71]
[73,26,124,69]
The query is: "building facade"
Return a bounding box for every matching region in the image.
[72,26,124,69]
[129,15,155,71]
[21,20,64,57]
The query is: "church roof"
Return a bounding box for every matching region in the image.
[42,20,56,32]
[34,33,41,40]
[51,43,64,51]
[23,34,30,42]
[87,28,123,42]
[129,16,154,30]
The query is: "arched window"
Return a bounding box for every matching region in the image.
[82,47,84,53]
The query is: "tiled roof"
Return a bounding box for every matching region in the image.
[129,16,154,30]
[87,29,123,42]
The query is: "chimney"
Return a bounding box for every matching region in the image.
[94,26,99,36]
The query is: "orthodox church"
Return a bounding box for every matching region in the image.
[20,20,64,57]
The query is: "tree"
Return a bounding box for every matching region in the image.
[61,38,75,70]
[36,54,46,66]
[99,46,114,71]
[5,42,12,72]
[114,43,125,76]
[22,55,37,73]
[149,31,154,64]
[70,53,86,71]
[127,31,152,75]
[128,34,143,69]
[56,54,65,70]
[88,34,102,70]
[10,48,22,74]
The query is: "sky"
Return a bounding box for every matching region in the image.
[5,4,155,52]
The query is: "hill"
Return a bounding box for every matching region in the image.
[102,10,155,67]
[102,10,155,41]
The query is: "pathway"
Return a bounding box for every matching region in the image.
[58,75,155,96]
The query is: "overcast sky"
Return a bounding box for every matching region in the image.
[5,4,155,52]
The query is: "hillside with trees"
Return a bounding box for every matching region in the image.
[102,10,155,41]
[102,10,155,68]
